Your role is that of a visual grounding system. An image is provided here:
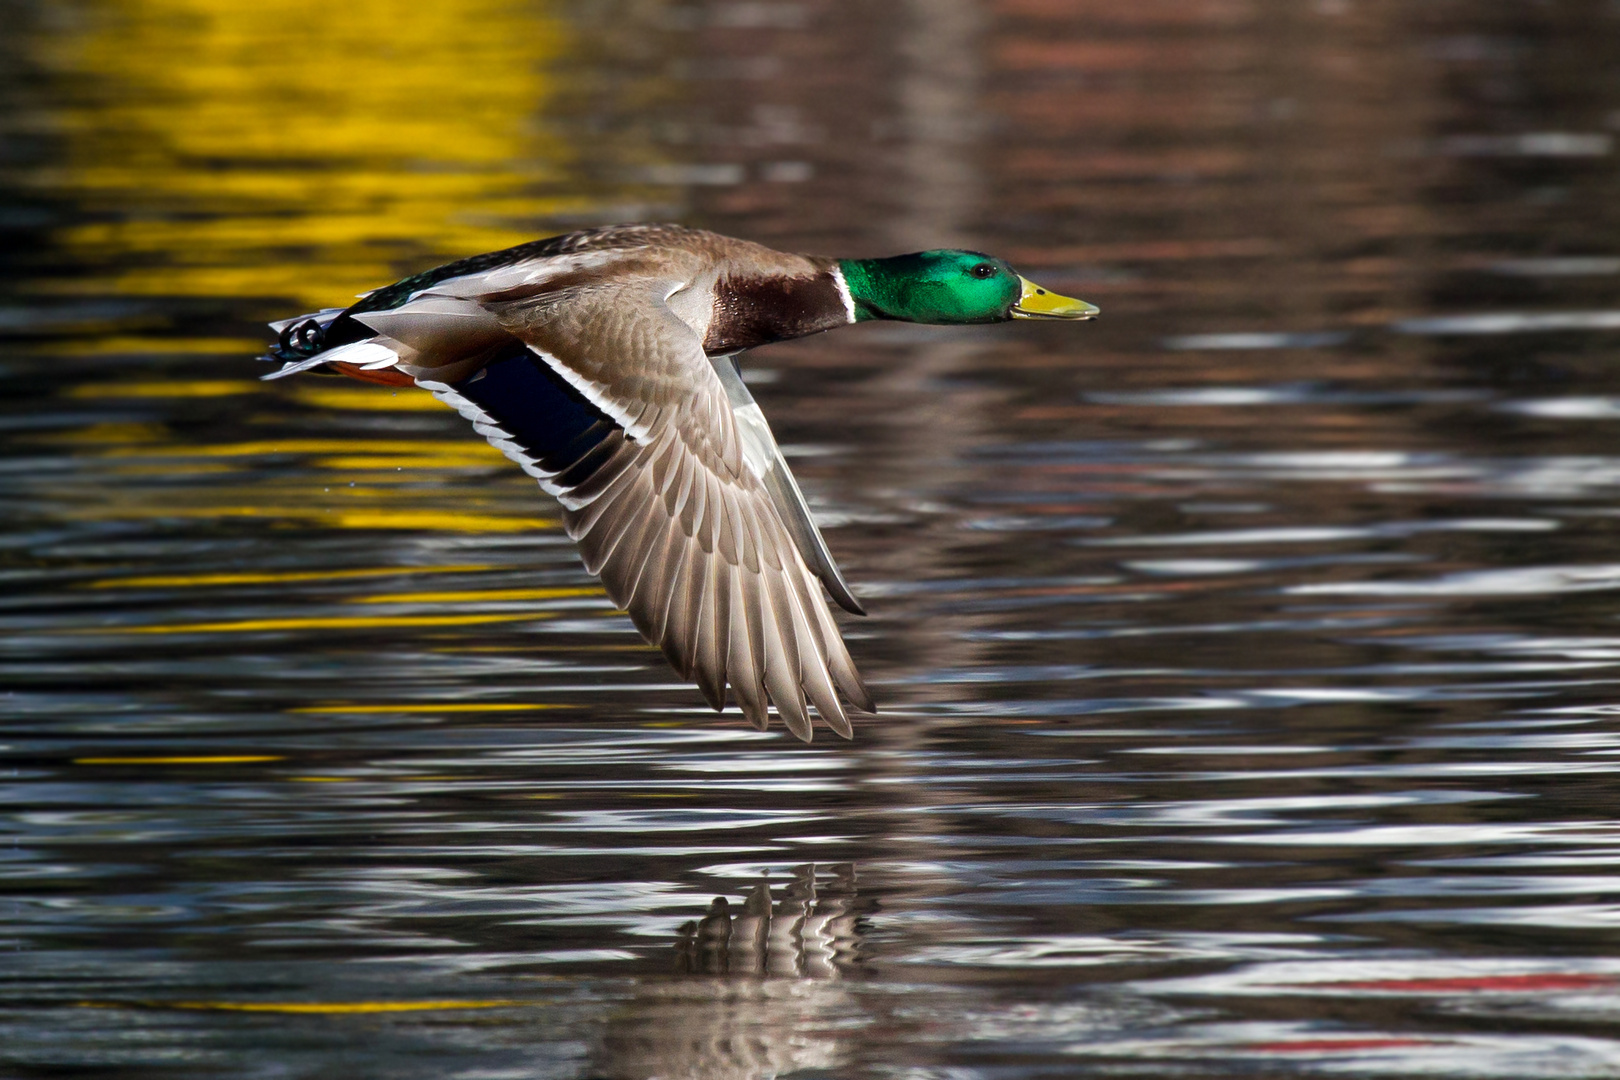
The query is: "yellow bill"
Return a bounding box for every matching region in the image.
[1011,276,1100,320]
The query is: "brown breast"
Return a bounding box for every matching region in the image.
[703,269,849,354]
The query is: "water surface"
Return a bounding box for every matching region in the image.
[7,1,1620,1076]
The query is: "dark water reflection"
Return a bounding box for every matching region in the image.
[8,0,1620,1076]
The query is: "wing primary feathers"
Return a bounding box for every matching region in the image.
[730,570,769,730]
[575,478,644,578]
[757,566,813,741]
[735,493,767,574]
[635,518,685,646]
[661,542,704,680]
[780,559,851,736]
[651,431,680,493]
[814,594,876,714]
[715,486,744,566]
[783,572,853,739]
[679,547,712,703]
[652,522,695,670]
[692,555,728,712]
[617,482,676,626]
[684,464,711,551]
[560,439,638,513]
[666,449,699,524]
[569,443,647,541]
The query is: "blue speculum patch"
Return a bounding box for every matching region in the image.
[453,346,618,475]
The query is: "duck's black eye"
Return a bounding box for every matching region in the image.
[970,262,997,279]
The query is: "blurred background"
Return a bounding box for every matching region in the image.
[7,1,1620,1077]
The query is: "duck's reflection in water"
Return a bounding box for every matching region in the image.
[595,864,869,1080]
[674,863,863,977]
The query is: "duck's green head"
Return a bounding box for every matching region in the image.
[838,250,1099,325]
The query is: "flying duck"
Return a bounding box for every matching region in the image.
[263,224,1098,740]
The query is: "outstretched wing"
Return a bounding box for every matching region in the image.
[393,278,871,740]
[485,281,871,738]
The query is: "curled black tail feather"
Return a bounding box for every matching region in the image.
[273,317,326,361]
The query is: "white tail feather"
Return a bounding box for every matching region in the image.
[260,340,398,381]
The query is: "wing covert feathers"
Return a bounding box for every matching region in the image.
[491,283,872,740]
[559,403,872,741]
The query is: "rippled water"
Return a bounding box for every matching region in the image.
[7,1,1620,1077]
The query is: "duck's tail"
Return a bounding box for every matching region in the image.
[259,307,351,379]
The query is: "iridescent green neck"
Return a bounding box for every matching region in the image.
[837,252,1021,324]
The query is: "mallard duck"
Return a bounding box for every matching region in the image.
[263,224,1097,740]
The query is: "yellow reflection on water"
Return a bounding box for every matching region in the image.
[288,385,447,412]
[328,509,555,532]
[38,338,263,356]
[43,0,586,305]
[114,612,547,634]
[90,565,494,589]
[290,703,559,713]
[67,503,556,532]
[67,380,262,399]
[127,438,499,461]
[78,999,533,1014]
[54,459,557,530]
[355,586,600,604]
[88,566,489,592]
[312,456,502,471]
